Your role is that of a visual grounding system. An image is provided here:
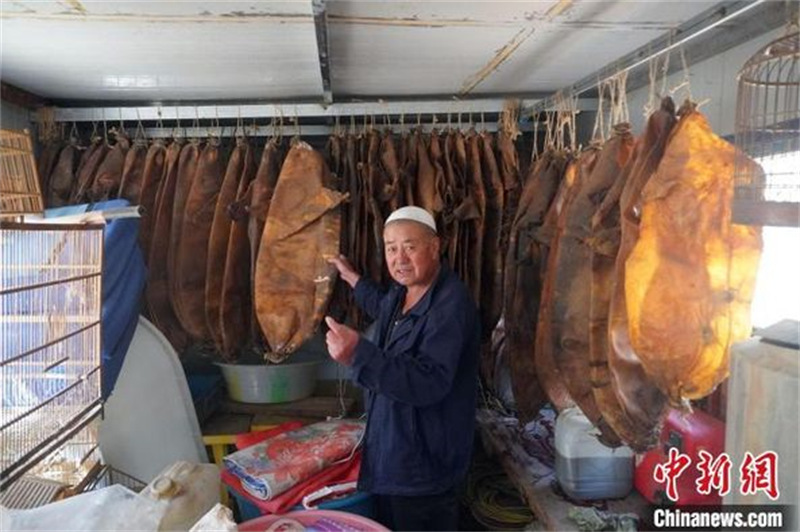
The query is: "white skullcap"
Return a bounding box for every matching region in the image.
[385,206,437,234]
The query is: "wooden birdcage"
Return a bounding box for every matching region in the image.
[0,129,45,219]
[733,29,800,226]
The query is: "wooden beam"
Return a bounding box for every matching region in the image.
[1,82,49,109]
[312,0,333,106]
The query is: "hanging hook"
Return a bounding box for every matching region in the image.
[69,121,79,143]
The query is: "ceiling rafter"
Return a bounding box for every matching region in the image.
[312,0,333,105]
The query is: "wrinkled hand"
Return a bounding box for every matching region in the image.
[327,254,361,288]
[325,316,359,366]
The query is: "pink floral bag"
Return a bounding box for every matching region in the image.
[223,420,365,500]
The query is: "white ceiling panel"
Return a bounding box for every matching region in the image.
[0,1,733,103]
[1,1,321,101]
[327,0,720,98]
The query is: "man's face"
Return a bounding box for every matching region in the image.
[383,221,441,288]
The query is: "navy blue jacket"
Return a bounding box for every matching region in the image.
[349,265,480,495]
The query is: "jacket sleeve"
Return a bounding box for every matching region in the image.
[353,277,388,320]
[349,302,472,407]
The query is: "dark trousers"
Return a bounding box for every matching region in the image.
[374,489,459,531]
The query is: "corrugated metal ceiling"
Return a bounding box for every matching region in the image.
[1,1,723,103]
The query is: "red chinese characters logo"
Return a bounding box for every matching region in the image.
[740,451,779,500]
[695,450,732,497]
[653,447,692,502]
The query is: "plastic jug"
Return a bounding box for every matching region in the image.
[140,461,220,531]
[555,407,634,500]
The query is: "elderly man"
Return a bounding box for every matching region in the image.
[326,206,480,531]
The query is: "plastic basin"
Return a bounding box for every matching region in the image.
[216,359,321,404]
[238,509,389,532]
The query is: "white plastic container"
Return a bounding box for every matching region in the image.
[140,461,220,531]
[555,407,634,500]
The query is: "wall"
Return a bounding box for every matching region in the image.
[626,28,785,137]
[1,99,34,131]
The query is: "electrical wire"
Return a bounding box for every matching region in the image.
[464,455,536,530]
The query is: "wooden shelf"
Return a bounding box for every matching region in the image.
[476,408,648,532]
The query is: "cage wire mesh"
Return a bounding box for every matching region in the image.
[0,129,44,218]
[0,222,104,492]
[733,28,800,226]
[24,417,103,488]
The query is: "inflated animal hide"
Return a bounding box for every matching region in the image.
[117,139,149,203]
[354,135,372,281]
[415,132,439,215]
[47,142,80,207]
[441,132,461,270]
[326,134,344,192]
[219,139,258,360]
[479,132,504,340]
[71,138,108,203]
[428,131,450,244]
[546,127,634,446]
[137,140,168,263]
[464,132,486,306]
[344,135,362,274]
[255,141,346,361]
[596,98,676,451]
[37,140,63,202]
[625,104,763,404]
[503,151,566,421]
[365,132,385,282]
[401,132,418,207]
[206,138,251,352]
[89,134,130,200]
[146,139,189,352]
[380,131,402,213]
[168,140,202,329]
[535,151,596,413]
[174,139,224,341]
[496,130,521,256]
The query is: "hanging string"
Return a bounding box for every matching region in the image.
[69,122,79,143]
[235,107,244,139]
[669,45,693,105]
[659,32,673,99]
[591,79,606,144]
[118,107,125,136]
[102,108,110,145]
[543,110,554,151]
[569,92,578,152]
[644,54,659,119]
[620,71,630,125]
[134,109,147,143]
